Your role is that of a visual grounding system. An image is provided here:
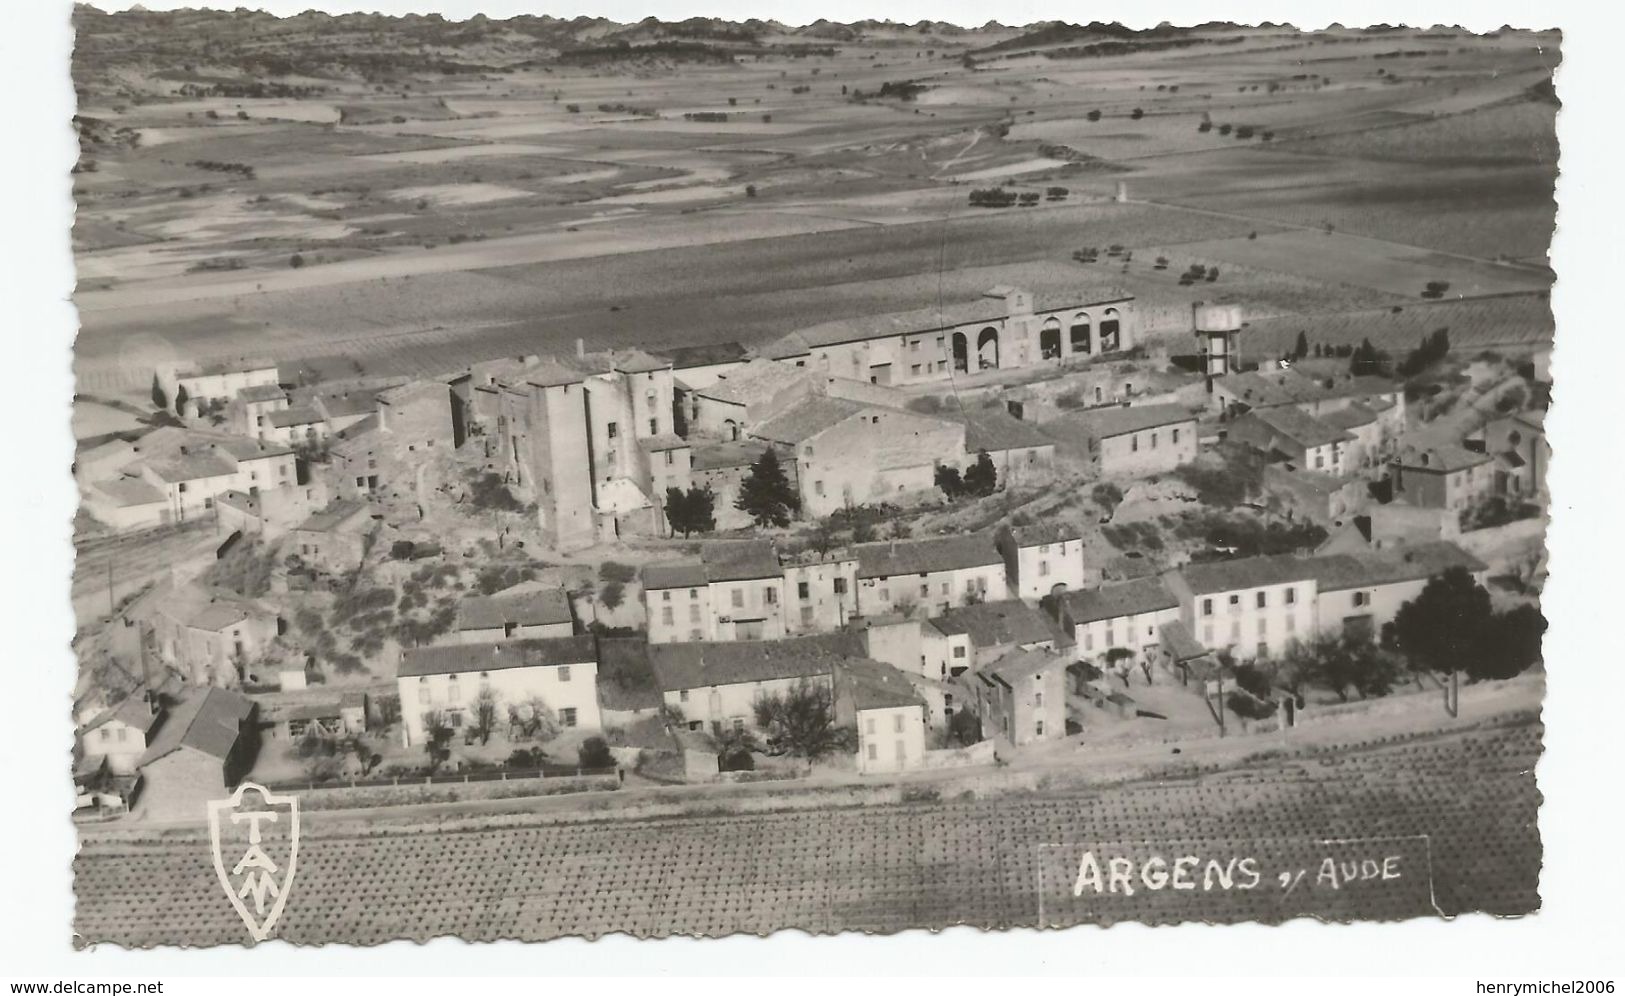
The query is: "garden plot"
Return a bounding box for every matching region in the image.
[1172,229,1552,299]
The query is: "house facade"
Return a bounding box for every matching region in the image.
[1392,445,1495,512]
[454,583,576,644]
[398,636,601,746]
[759,286,1135,387]
[975,647,1068,746]
[752,398,964,519]
[1063,404,1199,479]
[996,522,1087,599]
[1166,558,1321,662]
[853,535,1007,619]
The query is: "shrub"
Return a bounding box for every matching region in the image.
[1227,690,1277,720]
[578,736,614,769]
[598,561,636,584]
[468,472,524,512]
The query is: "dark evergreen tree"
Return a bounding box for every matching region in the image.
[734,447,799,527]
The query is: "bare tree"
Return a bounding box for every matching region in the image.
[470,686,500,746]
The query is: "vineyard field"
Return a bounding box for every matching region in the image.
[74,715,1541,947]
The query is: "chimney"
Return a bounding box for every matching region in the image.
[575,338,586,359]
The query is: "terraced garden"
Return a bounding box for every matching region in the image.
[74,713,1541,946]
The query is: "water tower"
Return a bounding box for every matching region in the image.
[1193,302,1243,388]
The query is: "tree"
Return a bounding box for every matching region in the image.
[599,581,625,611]
[1349,338,1391,376]
[664,485,716,537]
[948,708,982,746]
[1475,604,1546,681]
[1382,567,1496,680]
[470,686,500,746]
[735,447,800,527]
[961,450,998,497]
[934,464,964,499]
[577,736,614,769]
[1318,631,1404,702]
[173,384,189,416]
[752,679,843,760]
[1293,330,1310,360]
[507,696,560,742]
[420,711,454,771]
[150,375,167,411]
[289,252,305,269]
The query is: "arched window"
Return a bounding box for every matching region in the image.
[1100,308,1122,352]
[976,327,1000,370]
[1039,318,1062,360]
[1070,313,1092,354]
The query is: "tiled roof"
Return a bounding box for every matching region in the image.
[854,534,1001,579]
[1006,522,1082,547]
[186,602,251,632]
[267,406,324,428]
[456,585,573,631]
[1056,577,1179,625]
[641,561,709,591]
[636,433,690,453]
[1238,406,1354,449]
[1177,556,1318,596]
[957,409,1052,452]
[1396,443,1491,473]
[1063,403,1195,440]
[149,451,237,483]
[399,635,597,678]
[750,395,866,445]
[238,384,288,403]
[212,435,294,461]
[984,646,1068,686]
[698,358,811,407]
[316,390,383,417]
[837,657,924,711]
[90,477,166,507]
[594,637,665,712]
[603,348,672,375]
[929,599,1058,647]
[375,381,447,408]
[700,540,781,582]
[137,686,255,767]
[649,633,862,692]
[691,440,769,472]
[1303,541,1487,592]
[655,341,749,369]
[515,357,600,389]
[1159,620,1209,663]
[1318,402,1380,431]
[81,688,164,737]
[294,500,371,534]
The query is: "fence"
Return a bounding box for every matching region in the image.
[264,764,617,794]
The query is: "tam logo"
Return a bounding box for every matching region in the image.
[207,782,299,942]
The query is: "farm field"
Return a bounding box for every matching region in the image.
[70,15,1557,391]
[74,713,1541,945]
[1172,229,1552,299]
